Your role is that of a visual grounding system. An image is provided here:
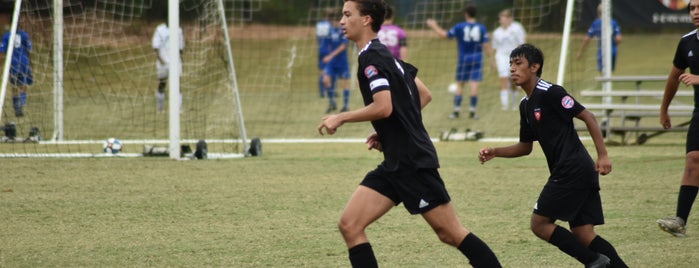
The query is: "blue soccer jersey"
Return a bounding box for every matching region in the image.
[587,18,621,71]
[316,19,333,68]
[327,26,349,68]
[0,29,33,85]
[447,22,489,81]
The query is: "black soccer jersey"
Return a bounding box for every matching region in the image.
[356,39,439,170]
[518,79,598,189]
[673,29,699,107]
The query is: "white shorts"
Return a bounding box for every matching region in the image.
[157,64,169,80]
[496,53,510,78]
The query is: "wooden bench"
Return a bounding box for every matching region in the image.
[577,87,694,145]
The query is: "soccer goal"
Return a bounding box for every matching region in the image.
[0,0,254,159]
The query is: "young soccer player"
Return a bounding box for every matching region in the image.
[318,1,501,267]
[491,9,526,111]
[316,8,334,98]
[426,5,492,119]
[321,15,352,113]
[478,44,627,268]
[0,25,33,117]
[152,22,184,113]
[378,5,407,60]
[657,0,699,237]
[576,3,622,73]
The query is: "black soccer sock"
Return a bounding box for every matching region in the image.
[548,225,598,264]
[348,242,378,268]
[677,185,698,222]
[588,235,628,268]
[457,233,502,268]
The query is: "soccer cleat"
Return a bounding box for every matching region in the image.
[325,104,337,114]
[448,111,459,119]
[585,254,610,268]
[469,111,479,120]
[657,217,687,237]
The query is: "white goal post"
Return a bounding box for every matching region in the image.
[0,0,251,159]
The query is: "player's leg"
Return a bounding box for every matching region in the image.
[338,185,393,268]
[338,65,351,112]
[467,61,483,119]
[496,54,511,110]
[322,67,336,113]
[422,203,501,267]
[532,187,607,266]
[658,123,699,237]
[450,62,468,119]
[156,65,168,112]
[9,71,23,116]
[569,190,627,267]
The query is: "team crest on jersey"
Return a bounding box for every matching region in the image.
[534,108,541,121]
[561,96,575,109]
[364,65,378,78]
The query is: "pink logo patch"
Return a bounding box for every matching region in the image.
[561,96,575,109]
[364,65,378,78]
[534,109,541,121]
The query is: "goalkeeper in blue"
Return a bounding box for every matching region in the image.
[479,44,627,268]
[0,25,33,117]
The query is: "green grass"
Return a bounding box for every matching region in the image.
[1,142,698,267]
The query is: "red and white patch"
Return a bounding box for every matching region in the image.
[534,109,542,121]
[364,65,378,78]
[561,96,575,109]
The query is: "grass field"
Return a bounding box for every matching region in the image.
[1,141,699,267]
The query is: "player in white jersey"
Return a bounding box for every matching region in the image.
[491,9,526,110]
[152,22,184,113]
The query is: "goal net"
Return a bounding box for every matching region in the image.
[0,0,251,158]
[0,0,632,154]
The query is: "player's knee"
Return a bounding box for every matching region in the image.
[158,81,166,93]
[337,217,361,238]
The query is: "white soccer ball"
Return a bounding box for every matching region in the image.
[447,82,458,95]
[103,138,123,154]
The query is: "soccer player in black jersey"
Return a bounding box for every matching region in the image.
[317,1,501,267]
[479,44,626,268]
[657,0,699,238]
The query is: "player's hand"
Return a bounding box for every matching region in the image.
[478,147,495,164]
[596,155,612,175]
[366,132,382,152]
[426,19,438,28]
[660,112,672,129]
[318,115,341,135]
[679,73,699,86]
[322,55,332,64]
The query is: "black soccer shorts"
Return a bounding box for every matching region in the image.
[533,186,605,228]
[360,166,451,215]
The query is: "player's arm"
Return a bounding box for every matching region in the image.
[575,109,611,175]
[661,66,684,129]
[318,90,392,135]
[323,43,347,64]
[576,36,592,60]
[425,19,448,38]
[414,76,431,109]
[478,142,533,164]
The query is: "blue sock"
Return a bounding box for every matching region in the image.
[319,75,325,97]
[20,91,27,106]
[454,95,463,110]
[12,95,21,114]
[343,89,350,108]
[470,96,478,110]
[327,87,336,107]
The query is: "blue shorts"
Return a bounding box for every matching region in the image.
[10,64,32,86]
[456,59,483,82]
[323,63,350,80]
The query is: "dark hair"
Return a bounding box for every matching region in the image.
[345,0,386,32]
[463,4,477,18]
[385,4,393,20]
[510,43,544,77]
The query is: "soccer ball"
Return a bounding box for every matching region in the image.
[447,82,458,95]
[103,138,123,154]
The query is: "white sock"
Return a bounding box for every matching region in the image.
[500,90,509,108]
[157,92,165,111]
